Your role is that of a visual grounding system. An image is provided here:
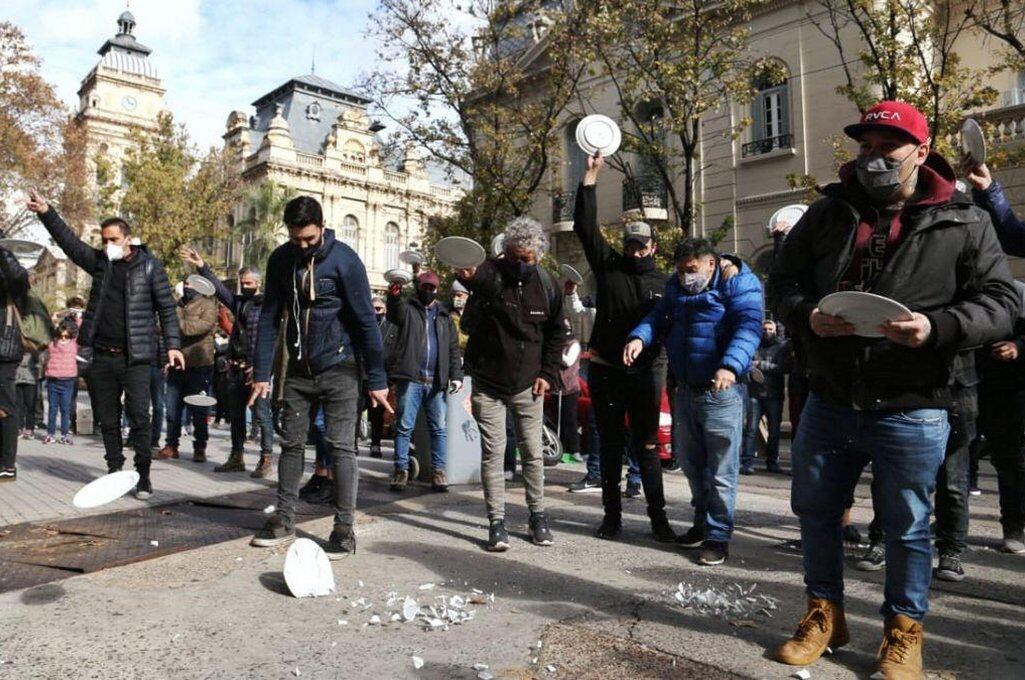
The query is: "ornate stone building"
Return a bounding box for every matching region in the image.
[220,75,460,289]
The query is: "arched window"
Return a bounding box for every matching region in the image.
[340,215,359,248]
[384,222,400,269]
[745,63,792,157]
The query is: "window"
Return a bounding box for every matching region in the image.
[744,65,793,158]
[564,121,589,194]
[340,215,359,248]
[384,222,400,269]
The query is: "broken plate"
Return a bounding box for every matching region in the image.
[283,538,335,598]
[183,391,217,407]
[73,470,140,508]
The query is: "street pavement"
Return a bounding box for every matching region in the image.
[0,427,1023,679]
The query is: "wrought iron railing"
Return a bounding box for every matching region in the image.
[742,133,794,158]
[552,189,575,223]
[622,177,669,214]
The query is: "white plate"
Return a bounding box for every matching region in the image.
[960,118,986,168]
[184,392,217,407]
[73,470,140,509]
[767,204,808,233]
[399,250,424,266]
[283,538,335,598]
[561,264,584,285]
[186,274,216,297]
[491,233,505,257]
[435,236,486,269]
[818,291,913,338]
[576,115,621,156]
[384,268,413,285]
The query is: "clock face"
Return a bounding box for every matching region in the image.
[121,95,138,111]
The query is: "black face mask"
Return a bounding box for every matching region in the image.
[500,257,535,281]
[240,286,257,298]
[623,255,655,274]
[417,290,437,306]
[182,288,198,304]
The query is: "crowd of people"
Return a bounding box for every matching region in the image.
[1,99,1023,678]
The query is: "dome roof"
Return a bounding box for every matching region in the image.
[99,50,158,78]
[118,10,136,24]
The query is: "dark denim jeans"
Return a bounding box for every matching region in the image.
[277,363,360,529]
[673,384,745,542]
[978,388,1025,534]
[87,353,152,473]
[150,364,165,447]
[585,410,641,486]
[393,380,447,471]
[228,370,272,454]
[792,394,948,621]
[164,366,214,447]
[46,377,75,437]
[742,396,783,468]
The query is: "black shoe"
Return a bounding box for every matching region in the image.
[299,475,325,500]
[855,541,886,571]
[370,445,383,459]
[595,516,622,540]
[740,465,755,475]
[568,475,601,493]
[651,517,677,543]
[842,524,863,547]
[675,524,705,549]
[325,525,356,560]
[529,511,554,546]
[133,476,152,500]
[251,515,295,547]
[934,553,965,582]
[765,461,784,474]
[0,468,16,482]
[697,540,728,565]
[487,520,510,552]
[308,478,335,505]
[623,481,642,499]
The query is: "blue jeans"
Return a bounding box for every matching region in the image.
[393,380,447,471]
[673,384,745,542]
[164,366,214,447]
[585,410,640,485]
[742,396,784,467]
[46,378,75,437]
[150,365,165,446]
[792,394,948,621]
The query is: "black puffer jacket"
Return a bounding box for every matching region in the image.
[768,153,1017,411]
[573,184,667,368]
[39,209,181,364]
[0,246,29,362]
[385,292,463,386]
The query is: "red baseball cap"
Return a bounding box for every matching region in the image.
[416,271,440,288]
[843,101,930,145]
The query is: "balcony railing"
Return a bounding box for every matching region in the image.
[979,103,1025,145]
[622,177,669,214]
[552,189,575,224]
[742,133,794,158]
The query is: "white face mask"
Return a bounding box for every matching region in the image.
[105,243,126,261]
[679,271,709,294]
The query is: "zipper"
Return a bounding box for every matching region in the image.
[300,261,313,375]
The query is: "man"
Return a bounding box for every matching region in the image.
[386,271,462,492]
[742,320,789,474]
[156,278,217,462]
[26,189,183,498]
[0,244,30,481]
[767,101,1016,677]
[573,153,674,543]
[248,196,391,558]
[455,217,564,552]
[626,238,763,566]
[366,295,394,458]
[180,248,275,477]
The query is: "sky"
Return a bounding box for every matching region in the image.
[5,0,384,148]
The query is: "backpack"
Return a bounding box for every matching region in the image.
[9,293,53,352]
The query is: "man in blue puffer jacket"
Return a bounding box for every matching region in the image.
[624,238,763,566]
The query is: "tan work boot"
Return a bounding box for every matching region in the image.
[873,614,923,679]
[250,453,273,478]
[214,451,246,473]
[192,442,207,463]
[431,469,449,492]
[154,444,179,460]
[390,468,408,492]
[775,598,850,666]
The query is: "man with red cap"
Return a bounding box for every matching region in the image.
[767,101,1017,678]
[386,270,463,492]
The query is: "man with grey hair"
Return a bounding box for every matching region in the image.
[181,248,275,477]
[455,216,566,551]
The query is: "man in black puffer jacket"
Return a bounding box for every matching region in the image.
[28,190,182,499]
[0,245,29,481]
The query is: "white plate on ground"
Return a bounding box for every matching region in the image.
[399,250,424,266]
[384,268,413,285]
[491,233,505,257]
[818,291,913,338]
[576,115,621,156]
[73,470,140,508]
[960,118,986,168]
[184,392,217,407]
[561,264,584,285]
[435,237,486,269]
[283,538,335,598]
[767,204,808,234]
[186,274,216,297]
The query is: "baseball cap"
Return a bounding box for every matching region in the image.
[623,221,652,245]
[451,280,469,295]
[416,271,440,288]
[843,101,930,145]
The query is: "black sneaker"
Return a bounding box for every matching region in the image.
[487,520,510,552]
[934,553,965,582]
[623,481,642,499]
[251,515,295,547]
[0,468,16,482]
[529,511,554,546]
[308,478,335,505]
[133,476,152,500]
[676,524,705,549]
[595,516,622,540]
[299,475,325,500]
[325,524,356,560]
[843,524,863,547]
[697,540,728,566]
[370,445,383,459]
[568,475,601,493]
[855,541,886,571]
[651,517,677,543]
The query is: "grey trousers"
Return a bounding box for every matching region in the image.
[471,385,545,520]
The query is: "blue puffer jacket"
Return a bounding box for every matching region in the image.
[629,255,764,387]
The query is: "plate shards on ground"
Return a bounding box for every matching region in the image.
[670,582,778,620]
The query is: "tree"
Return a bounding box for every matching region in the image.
[577,0,781,235]
[363,0,589,243]
[966,1,1025,71]
[234,180,295,271]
